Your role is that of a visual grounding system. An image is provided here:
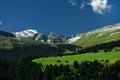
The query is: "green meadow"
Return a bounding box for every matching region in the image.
[33,51,120,65]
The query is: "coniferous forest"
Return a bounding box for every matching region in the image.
[0,59,120,80]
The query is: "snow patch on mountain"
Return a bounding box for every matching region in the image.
[95,33,103,39]
[97,24,120,33]
[85,32,92,35]
[97,34,103,37]
[68,36,81,43]
[110,32,120,36]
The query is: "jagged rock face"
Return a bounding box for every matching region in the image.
[47,32,62,43]
[48,32,59,39]
[35,33,47,42]
[47,32,72,43]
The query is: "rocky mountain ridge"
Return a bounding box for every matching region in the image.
[13,29,72,43]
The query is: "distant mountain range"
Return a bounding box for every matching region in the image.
[13,29,72,43]
[0,23,120,47]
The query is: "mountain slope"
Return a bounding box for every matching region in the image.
[70,23,120,47]
[0,30,15,37]
[0,30,16,49]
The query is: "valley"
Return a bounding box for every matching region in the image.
[0,23,120,80]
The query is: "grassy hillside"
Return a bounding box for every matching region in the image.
[73,23,120,47]
[33,51,120,65]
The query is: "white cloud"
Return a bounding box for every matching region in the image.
[89,0,112,14]
[68,0,77,6]
[0,21,2,25]
[71,1,76,6]
[68,0,112,14]
[80,2,85,9]
[68,0,73,3]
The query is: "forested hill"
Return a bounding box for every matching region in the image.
[0,35,81,60]
[0,41,62,60]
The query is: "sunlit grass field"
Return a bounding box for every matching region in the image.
[33,51,120,65]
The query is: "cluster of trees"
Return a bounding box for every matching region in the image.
[56,44,82,51]
[0,59,43,80]
[0,59,120,80]
[80,40,120,53]
[0,42,83,60]
[0,43,64,61]
[56,44,82,54]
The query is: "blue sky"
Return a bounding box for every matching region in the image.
[0,0,120,35]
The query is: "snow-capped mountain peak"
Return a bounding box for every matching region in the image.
[13,29,39,38]
[23,29,38,34]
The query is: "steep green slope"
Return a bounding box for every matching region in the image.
[73,23,120,47]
